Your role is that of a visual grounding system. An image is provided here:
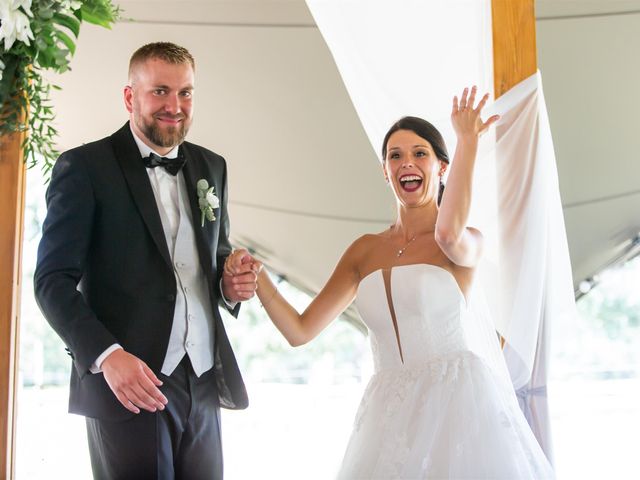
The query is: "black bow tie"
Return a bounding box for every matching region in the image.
[143,151,186,176]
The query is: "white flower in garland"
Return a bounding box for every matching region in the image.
[196,179,219,226]
[0,0,35,51]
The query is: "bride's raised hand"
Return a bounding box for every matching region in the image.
[451,85,499,138]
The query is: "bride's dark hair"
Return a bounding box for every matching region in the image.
[381,116,450,205]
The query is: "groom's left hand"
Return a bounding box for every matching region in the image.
[222,249,261,302]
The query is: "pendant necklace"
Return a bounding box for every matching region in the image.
[396,235,417,257]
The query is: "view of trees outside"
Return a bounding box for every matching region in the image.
[573,257,640,375]
[14,166,640,478]
[222,279,371,385]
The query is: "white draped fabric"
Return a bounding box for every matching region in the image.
[488,73,575,391]
[306,0,575,461]
[305,0,494,157]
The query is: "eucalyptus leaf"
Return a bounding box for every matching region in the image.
[38,7,55,20]
[36,49,56,69]
[36,36,48,50]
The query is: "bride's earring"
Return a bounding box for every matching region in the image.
[437,176,445,206]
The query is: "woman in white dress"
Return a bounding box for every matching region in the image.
[226,86,554,479]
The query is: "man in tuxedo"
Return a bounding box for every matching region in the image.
[34,42,257,479]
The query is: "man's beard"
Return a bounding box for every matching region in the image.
[136,114,190,148]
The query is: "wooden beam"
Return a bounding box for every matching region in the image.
[492,0,537,349]
[492,0,538,98]
[0,124,27,479]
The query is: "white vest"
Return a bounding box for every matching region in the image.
[160,175,216,377]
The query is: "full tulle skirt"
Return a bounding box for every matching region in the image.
[337,351,555,480]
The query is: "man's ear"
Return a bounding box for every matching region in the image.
[124,86,134,113]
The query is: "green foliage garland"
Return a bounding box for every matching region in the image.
[0,0,120,174]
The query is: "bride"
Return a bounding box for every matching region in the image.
[226,86,554,479]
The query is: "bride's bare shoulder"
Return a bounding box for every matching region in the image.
[349,231,388,252]
[341,232,388,267]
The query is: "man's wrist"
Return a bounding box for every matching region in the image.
[89,344,123,374]
[220,278,238,308]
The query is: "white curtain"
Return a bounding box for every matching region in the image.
[306,0,575,461]
[488,73,575,460]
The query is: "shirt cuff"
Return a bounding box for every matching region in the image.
[219,278,238,309]
[89,344,123,374]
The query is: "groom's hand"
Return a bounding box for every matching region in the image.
[222,249,261,302]
[101,349,168,414]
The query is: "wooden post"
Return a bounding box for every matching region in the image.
[492,0,537,349]
[0,123,27,479]
[492,0,537,98]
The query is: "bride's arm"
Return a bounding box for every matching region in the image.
[230,241,363,346]
[435,86,498,267]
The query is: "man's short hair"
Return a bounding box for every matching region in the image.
[129,42,195,79]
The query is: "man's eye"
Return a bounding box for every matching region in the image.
[180,91,192,98]
[154,89,166,95]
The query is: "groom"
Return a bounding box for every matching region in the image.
[34,42,258,479]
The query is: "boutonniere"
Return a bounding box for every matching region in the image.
[196,179,220,226]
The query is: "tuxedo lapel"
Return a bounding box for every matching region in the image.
[110,123,173,269]
[182,146,214,277]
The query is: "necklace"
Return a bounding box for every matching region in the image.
[396,235,417,257]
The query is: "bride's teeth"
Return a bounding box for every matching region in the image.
[400,175,421,182]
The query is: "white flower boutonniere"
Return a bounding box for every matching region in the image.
[196,179,220,227]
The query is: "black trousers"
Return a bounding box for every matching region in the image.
[86,356,223,480]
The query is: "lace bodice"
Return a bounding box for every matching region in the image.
[355,263,471,372]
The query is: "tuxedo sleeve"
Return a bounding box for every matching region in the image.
[34,152,119,378]
[215,158,240,317]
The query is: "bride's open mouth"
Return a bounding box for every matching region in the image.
[399,174,423,192]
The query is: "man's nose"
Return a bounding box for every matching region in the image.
[164,94,181,114]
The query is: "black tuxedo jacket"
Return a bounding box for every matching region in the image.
[34,123,248,421]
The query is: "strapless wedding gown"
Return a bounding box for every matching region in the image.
[338,264,554,479]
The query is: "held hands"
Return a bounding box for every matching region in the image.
[101,349,168,414]
[451,86,500,138]
[222,249,262,302]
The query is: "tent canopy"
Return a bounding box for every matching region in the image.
[47,0,640,308]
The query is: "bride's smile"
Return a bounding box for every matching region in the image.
[383,129,445,207]
[398,173,423,192]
